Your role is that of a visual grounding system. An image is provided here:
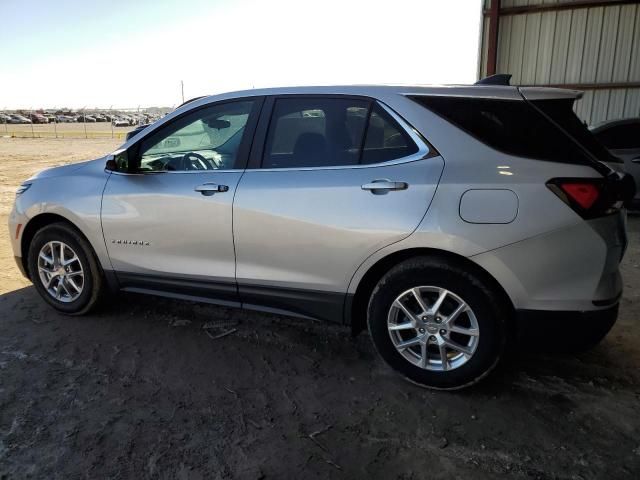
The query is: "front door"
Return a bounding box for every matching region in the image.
[101,98,261,304]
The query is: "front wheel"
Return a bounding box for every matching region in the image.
[27,223,104,315]
[367,257,508,390]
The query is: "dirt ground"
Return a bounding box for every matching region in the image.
[1,138,639,479]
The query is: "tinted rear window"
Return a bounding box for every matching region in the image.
[531,99,616,164]
[412,96,611,166]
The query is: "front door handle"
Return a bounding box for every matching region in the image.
[361,179,408,194]
[631,156,640,163]
[194,183,229,196]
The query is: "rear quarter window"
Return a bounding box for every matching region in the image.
[411,96,604,166]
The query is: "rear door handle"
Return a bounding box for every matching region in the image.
[361,180,408,194]
[194,183,229,196]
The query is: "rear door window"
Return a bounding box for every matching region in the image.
[263,97,369,168]
[262,97,421,169]
[361,104,419,164]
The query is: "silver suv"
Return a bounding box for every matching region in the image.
[8,85,633,389]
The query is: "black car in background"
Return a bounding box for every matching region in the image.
[591,118,640,208]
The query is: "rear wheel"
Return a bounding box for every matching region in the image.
[27,223,104,315]
[367,257,508,390]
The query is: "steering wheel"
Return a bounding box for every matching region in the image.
[181,151,211,170]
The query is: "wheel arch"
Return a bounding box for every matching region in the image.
[20,213,95,279]
[347,247,515,336]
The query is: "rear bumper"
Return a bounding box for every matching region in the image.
[515,304,618,351]
[471,212,626,312]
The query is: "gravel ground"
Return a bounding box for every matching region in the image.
[1,138,639,479]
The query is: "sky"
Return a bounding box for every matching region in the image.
[0,0,483,110]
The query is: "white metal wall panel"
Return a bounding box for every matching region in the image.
[612,4,637,82]
[565,9,588,83]
[535,10,556,84]
[629,7,640,83]
[521,12,542,83]
[625,89,640,117]
[580,7,604,83]
[549,10,571,83]
[591,90,611,124]
[508,14,527,82]
[497,14,513,73]
[482,2,640,124]
[596,6,620,82]
[608,89,627,119]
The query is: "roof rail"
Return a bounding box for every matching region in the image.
[474,74,512,86]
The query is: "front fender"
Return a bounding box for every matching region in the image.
[12,162,112,271]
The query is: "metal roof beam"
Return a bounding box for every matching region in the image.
[522,81,640,90]
[483,0,639,17]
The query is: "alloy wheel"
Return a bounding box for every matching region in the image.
[37,241,84,303]
[387,286,480,371]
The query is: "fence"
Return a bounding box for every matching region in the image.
[1,121,133,140]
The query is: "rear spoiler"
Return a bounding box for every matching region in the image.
[518,87,583,101]
[475,74,584,101]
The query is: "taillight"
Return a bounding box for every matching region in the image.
[547,177,622,219]
[558,183,600,209]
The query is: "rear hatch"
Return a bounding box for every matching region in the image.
[519,87,632,273]
[518,87,635,212]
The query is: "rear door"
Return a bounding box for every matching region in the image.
[233,95,444,322]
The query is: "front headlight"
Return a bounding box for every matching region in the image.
[16,183,31,196]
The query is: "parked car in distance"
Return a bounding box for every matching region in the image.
[0,113,11,123]
[29,113,48,124]
[591,118,640,208]
[9,114,31,124]
[76,115,97,123]
[55,115,75,123]
[125,123,150,141]
[112,118,129,127]
[8,84,634,390]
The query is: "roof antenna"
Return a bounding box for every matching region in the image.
[474,74,512,86]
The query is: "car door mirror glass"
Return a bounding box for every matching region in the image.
[106,149,129,172]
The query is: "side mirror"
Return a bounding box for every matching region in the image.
[105,149,129,172]
[105,157,117,171]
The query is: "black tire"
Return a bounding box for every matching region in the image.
[27,222,104,315]
[367,256,508,390]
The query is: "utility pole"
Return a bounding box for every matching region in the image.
[181,80,185,104]
[82,106,87,139]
